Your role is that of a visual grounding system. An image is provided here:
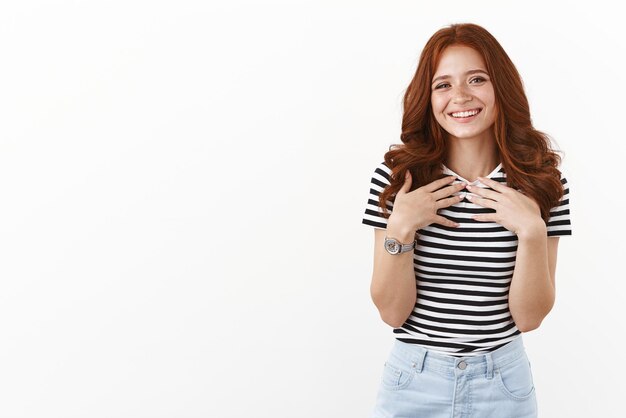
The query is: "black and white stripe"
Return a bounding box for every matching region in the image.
[362,161,572,356]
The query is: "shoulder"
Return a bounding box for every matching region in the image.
[370,161,393,186]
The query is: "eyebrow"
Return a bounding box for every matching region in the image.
[431,69,489,84]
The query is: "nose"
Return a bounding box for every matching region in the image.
[452,85,473,104]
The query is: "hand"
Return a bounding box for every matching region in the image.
[388,171,467,232]
[465,176,546,239]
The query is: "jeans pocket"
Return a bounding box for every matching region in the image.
[495,354,536,401]
[380,360,414,391]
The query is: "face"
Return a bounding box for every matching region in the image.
[430,45,497,142]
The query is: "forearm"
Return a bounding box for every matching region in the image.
[370,227,417,328]
[509,224,554,332]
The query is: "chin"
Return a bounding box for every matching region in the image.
[445,129,480,139]
[457,132,481,139]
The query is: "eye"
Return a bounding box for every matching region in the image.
[470,77,486,84]
[434,82,450,90]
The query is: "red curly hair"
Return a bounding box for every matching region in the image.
[378,23,563,223]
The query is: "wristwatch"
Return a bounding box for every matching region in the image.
[384,236,417,255]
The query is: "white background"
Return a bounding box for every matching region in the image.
[0,1,623,417]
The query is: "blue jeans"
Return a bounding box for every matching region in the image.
[371,336,538,417]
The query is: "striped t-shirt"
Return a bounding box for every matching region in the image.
[362,161,572,357]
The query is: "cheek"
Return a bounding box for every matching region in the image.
[481,89,496,108]
[489,108,498,123]
[485,97,497,120]
[430,95,446,114]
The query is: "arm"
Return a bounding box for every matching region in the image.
[370,228,417,328]
[508,228,560,332]
[368,171,465,328]
[466,177,563,333]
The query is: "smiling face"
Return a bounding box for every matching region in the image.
[430,45,497,142]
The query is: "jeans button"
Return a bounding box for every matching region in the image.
[457,361,467,370]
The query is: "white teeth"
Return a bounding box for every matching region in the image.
[451,109,480,118]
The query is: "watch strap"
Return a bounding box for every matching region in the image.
[399,240,416,253]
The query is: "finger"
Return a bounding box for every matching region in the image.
[433,182,466,200]
[421,175,457,193]
[476,176,509,194]
[466,184,500,201]
[399,170,412,194]
[465,194,497,208]
[435,194,464,209]
[472,214,497,222]
[433,215,460,228]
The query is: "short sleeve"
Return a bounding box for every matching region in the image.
[546,172,572,237]
[361,161,394,230]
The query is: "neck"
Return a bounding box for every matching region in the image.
[444,134,499,183]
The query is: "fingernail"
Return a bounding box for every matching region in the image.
[466,185,472,190]
[466,194,473,200]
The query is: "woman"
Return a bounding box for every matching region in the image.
[361,23,571,417]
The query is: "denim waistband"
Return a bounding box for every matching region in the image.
[389,336,527,379]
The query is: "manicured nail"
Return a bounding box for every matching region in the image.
[466,194,473,200]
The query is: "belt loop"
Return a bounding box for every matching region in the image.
[410,348,426,374]
[485,352,494,380]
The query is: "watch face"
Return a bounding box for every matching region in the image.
[385,239,400,254]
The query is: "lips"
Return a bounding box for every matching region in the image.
[449,108,482,118]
